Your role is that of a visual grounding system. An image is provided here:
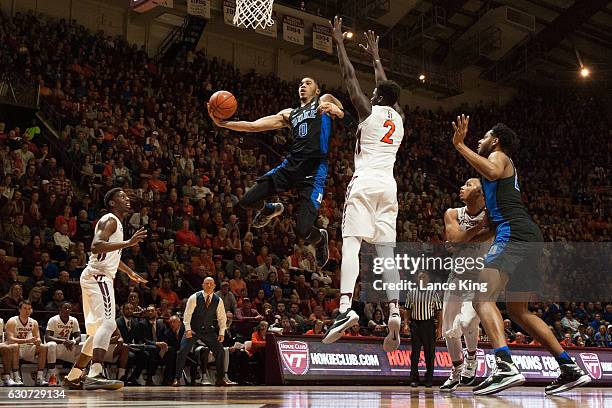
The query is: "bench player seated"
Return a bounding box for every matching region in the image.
[45,302,82,382]
[5,300,50,386]
[0,317,22,386]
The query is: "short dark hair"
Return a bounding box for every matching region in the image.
[19,299,32,309]
[376,80,401,106]
[60,301,71,309]
[104,187,123,209]
[490,123,519,154]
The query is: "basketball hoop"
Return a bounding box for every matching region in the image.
[233,0,275,30]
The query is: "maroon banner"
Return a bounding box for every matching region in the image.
[266,334,612,385]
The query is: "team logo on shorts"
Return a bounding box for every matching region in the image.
[279,341,310,375]
[579,352,602,379]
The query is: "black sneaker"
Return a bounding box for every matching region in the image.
[473,357,525,395]
[440,364,462,393]
[315,229,329,268]
[322,309,359,344]
[252,203,284,228]
[62,377,83,390]
[83,374,124,391]
[545,363,591,395]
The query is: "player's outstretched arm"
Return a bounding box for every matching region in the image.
[360,30,405,121]
[330,16,371,122]
[208,104,291,132]
[90,219,147,255]
[452,114,506,181]
[118,260,148,284]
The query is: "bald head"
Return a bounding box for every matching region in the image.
[202,276,216,294]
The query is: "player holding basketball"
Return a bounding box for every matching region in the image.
[207,81,345,269]
[322,20,404,352]
[452,116,590,395]
[63,188,148,390]
[440,178,489,392]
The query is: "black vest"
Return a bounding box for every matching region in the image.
[190,291,220,335]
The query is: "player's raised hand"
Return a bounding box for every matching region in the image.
[330,16,347,44]
[359,30,380,60]
[452,114,470,146]
[317,101,344,119]
[127,227,147,247]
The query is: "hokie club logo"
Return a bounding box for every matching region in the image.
[279,341,310,375]
[580,352,602,380]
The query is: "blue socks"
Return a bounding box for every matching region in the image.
[556,351,573,365]
[494,346,513,364]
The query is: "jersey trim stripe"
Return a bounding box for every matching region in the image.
[263,159,288,177]
[320,114,331,154]
[483,179,502,223]
[310,161,328,209]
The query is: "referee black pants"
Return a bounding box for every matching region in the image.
[410,319,436,381]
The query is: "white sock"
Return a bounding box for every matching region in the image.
[118,368,126,378]
[66,367,83,381]
[37,370,44,380]
[89,363,103,378]
[339,295,351,314]
[51,367,59,376]
[3,374,10,382]
[339,236,362,314]
[12,370,20,379]
[376,244,401,306]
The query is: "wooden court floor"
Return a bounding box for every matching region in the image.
[0,386,608,407]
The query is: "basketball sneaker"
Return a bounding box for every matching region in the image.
[2,375,18,387]
[383,312,401,352]
[460,354,478,385]
[315,229,329,268]
[83,374,124,391]
[545,363,591,395]
[322,309,359,344]
[62,376,83,390]
[12,372,24,386]
[440,364,463,392]
[252,203,284,228]
[473,357,524,395]
[35,377,49,386]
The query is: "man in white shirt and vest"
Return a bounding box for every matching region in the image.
[173,277,230,386]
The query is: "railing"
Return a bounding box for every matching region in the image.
[0,71,40,109]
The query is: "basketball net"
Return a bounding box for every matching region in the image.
[233,0,275,30]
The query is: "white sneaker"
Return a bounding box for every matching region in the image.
[223,375,237,385]
[461,355,478,385]
[3,377,18,387]
[440,364,463,392]
[12,373,24,386]
[383,312,401,352]
[199,375,213,386]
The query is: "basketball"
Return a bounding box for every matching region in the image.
[209,90,237,120]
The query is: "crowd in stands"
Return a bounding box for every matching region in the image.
[0,9,610,384]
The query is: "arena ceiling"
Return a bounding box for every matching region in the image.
[338,0,612,86]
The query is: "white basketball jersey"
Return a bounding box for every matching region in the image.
[46,315,80,340]
[354,105,404,174]
[8,316,34,341]
[0,318,4,343]
[86,213,124,278]
[453,206,486,262]
[456,206,485,231]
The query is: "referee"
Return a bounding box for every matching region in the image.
[405,271,442,387]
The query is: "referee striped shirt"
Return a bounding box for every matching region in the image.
[405,289,442,321]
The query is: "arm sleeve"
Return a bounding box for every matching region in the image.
[183,293,197,332]
[216,298,227,336]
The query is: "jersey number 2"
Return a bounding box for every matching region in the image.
[380,120,395,144]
